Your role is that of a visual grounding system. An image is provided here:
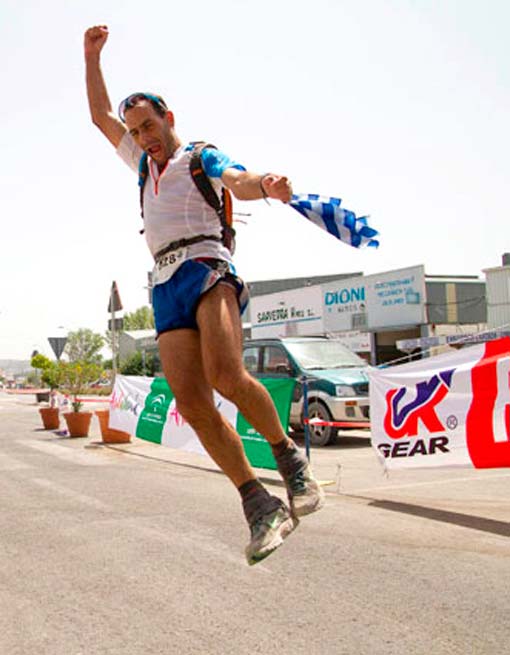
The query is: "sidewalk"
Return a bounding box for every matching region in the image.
[96,425,510,527]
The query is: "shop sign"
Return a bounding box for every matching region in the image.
[250,286,324,338]
[366,265,426,329]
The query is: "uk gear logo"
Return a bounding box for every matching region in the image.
[384,369,455,439]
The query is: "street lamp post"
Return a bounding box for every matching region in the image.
[108,281,123,380]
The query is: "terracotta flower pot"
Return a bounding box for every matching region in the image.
[95,409,131,444]
[39,407,60,430]
[63,411,93,438]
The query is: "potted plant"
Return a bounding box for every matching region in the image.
[60,360,103,437]
[31,355,64,430]
[95,408,131,444]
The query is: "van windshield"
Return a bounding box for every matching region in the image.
[285,340,367,370]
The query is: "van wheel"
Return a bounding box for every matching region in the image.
[306,401,335,447]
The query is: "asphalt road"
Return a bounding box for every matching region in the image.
[1,391,509,655]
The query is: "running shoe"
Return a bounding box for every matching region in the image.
[274,444,326,517]
[284,463,326,517]
[245,501,298,566]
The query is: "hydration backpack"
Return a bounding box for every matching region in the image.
[138,141,236,253]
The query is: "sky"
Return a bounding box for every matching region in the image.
[1,0,508,360]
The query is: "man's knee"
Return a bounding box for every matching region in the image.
[176,397,219,429]
[212,369,252,403]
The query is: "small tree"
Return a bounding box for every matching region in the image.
[31,353,49,386]
[41,362,65,391]
[31,353,51,371]
[31,354,63,388]
[65,329,104,364]
[60,360,103,412]
[120,351,157,376]
[123,306,155,330]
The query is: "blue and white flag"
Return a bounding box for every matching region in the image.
[289,193,379,249]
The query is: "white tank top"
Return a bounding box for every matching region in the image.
[117,133,232,263]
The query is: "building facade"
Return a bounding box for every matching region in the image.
[484,254,510,330]
[245,265,487,365]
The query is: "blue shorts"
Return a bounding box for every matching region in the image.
[152,258,249,335]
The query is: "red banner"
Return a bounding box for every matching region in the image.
[369,338,510,470]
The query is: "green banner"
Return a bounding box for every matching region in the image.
[130,376,295,471]
[136,377,174,444]
[236,378,296,470]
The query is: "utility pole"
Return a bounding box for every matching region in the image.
[108,281,123,379]
[111,289,116,378]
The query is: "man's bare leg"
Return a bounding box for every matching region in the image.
[196,284,325,518]
[196,284,289,445]
[158,328,256,488]
[158,326,298,564]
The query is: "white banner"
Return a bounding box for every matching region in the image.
[108,375,296,470]
[369,337,510,470]
[109,375,227,455]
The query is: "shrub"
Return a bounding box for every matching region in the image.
[120,351,157,376]
[60,360,104,411]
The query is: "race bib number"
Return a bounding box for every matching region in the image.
[153,247,187,286]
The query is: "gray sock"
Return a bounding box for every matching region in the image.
[239,479,282,525]
[273,441,308,480]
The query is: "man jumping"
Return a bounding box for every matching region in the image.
[84,25,325,565]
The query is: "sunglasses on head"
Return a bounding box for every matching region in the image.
[118,92,168,122]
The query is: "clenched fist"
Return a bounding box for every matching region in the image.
[261,174,293,203]
[84,25,109,57]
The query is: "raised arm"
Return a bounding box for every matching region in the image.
[84,25,126,148]
[221,169,293,203]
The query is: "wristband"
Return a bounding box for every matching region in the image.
[259,174,270,199]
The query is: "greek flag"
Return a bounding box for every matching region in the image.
[289,193,379,249]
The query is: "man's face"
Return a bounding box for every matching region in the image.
[124,101,176,166]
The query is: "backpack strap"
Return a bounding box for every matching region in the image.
[137,142,236,252]
[138,152,149,233]
[188,142,236,253]
[189,142,222,212]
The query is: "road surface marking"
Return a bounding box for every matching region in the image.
[17,440,109,466]
[30,477,110,510]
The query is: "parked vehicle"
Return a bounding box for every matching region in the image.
[242,337,370,446]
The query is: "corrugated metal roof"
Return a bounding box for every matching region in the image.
[247,272,362,297]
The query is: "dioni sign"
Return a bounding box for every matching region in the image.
[369,337,510,470]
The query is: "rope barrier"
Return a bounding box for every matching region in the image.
[304,418,370,429]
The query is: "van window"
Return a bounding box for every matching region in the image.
[263,347,291,374]
[285,340,366,370]
[243,347,260,373]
